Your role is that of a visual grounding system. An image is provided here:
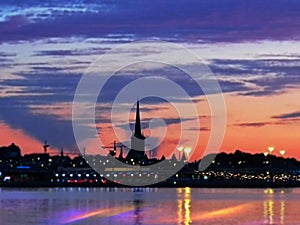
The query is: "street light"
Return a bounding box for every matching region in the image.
[268,146,275,154]
[267,147,275,174]
[279,150,286,157]
[177,146,184,160]
[184,147,192,159]
[177,146,184,152]
[263,152,269,165]
[279,149,286,174]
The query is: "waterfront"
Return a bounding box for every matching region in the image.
[0,188,300,224]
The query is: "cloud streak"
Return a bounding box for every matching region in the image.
[0,0,300,158]
[1,1,300,43]
[210,58,300,96]
[34,47,110,57]
[272,111,300,120]
[235,122,270,128]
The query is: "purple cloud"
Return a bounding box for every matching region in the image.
[235,122,270,128]
[210,58,300,96]
[34,47,110,57]
[272,111,300,119]
[185,127,210,131]
[235,121,287,127]
[1,0,300,153]
[1,0,300,43]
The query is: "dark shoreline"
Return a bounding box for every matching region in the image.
[2,144,300,190]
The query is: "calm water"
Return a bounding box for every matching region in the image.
[0,187,300,225]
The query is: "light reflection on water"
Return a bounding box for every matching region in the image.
[0,187,300,225]
[177,187,192,225]
[263,189,286,225]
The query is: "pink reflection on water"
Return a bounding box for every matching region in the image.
[55,188,300,225]
[191,203,255,221]
[63,206,134,224]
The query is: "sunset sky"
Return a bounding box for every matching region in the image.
[0,1,300,160]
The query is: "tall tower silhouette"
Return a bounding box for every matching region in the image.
[134,100,143,138]
[126,100,147,164]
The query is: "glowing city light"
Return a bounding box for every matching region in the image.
[177,146,184,152]
[268,147,274,154]
[184,147,192,154]
[279,150,286,156]
[184,147,192,159]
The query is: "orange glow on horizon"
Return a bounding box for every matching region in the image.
[0,121,58,155]
[2,87,300,160]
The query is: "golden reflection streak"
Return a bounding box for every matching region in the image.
[264,189,286,225]
[263,200,268,224]
[184,187,192,225]
[184,199,191,225]
[64,206,134,224]
[178,188,254,223]
[268,200,274,224]
[280,200,285,225]
[263,188,277,225]
[177,187,192,225]
[177,199,183,225]
[185,187,191,194]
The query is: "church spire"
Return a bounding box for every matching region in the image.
[126,98,146,164]
[134,99,143,138]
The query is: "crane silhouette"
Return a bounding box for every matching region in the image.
[43,140,50,154]
[102,140,124,158]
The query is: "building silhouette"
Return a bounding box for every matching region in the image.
[126,100,149,165]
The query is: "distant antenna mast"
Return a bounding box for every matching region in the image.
[43,140,50,154]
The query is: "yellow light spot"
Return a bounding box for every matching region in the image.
[268,146,274,153]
